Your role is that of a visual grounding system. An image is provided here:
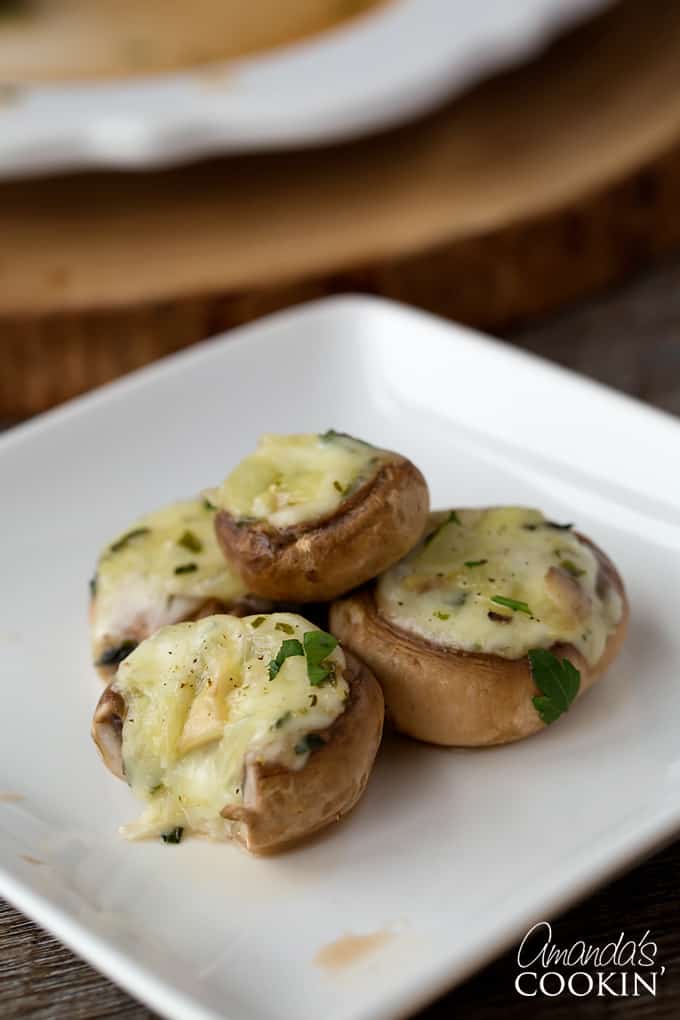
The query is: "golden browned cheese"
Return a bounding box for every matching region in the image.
[109,613,349,841]
[377,507,623,665]
[90,498,249,672]
[212,432,389,529]
[213,433,430,602]
[330,510,629,747]
[0,0,387,81]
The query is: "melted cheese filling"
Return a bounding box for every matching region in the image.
[92,498,247,654]
[114,613,348,841]
[212,432,385,529]
[376,507,623,664]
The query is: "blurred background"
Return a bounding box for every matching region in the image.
[1,0,679,423]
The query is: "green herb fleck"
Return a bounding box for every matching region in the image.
[268,638,304,680]
[89,574,97,597]
[304,630,339,686]
[490,595,532,616]
[333,480,344,493]
[174,562,198,575]
[295,733,326,755]
[203,497,217,511]
[425,510,462,546]
[434,611,450,621]
[251,616,266,629]
[161,827,183,844]
[110,527,150,553]
[560,559,585,578]
[464,559,487,567]
[96,640,137,667]
[178,530,202,553]
[309,694,318,707]
[275,622,295,634]
[529,648,581,724]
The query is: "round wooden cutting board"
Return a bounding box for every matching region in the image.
[4,0,680,416]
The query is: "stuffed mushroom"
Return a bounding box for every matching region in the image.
[90,497,271,680]
[92,612,384,853]
[330,507,628,747]
[211,431,429,602]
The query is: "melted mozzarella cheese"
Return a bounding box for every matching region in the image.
[376,507,623,664]
[92,498,247,654]
[211,432,385,529]
[114,613,348,841]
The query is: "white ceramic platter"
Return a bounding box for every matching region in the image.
[2,295,679,1020]
[0,0,609,178]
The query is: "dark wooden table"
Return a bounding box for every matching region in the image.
[3,255,680,1018]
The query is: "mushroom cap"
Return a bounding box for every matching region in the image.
[91,650,384,853]
[330,533,628,747]
[215,454,429,602]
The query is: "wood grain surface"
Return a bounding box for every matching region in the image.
[2,252,680,1017]
[6,0,680,417]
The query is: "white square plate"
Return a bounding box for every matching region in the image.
[1,296,679,1020]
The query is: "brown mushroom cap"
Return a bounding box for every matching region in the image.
[329,534,628,747]
[214,454,430,602]
[91,651,384,853]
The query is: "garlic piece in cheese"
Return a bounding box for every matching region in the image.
[211,432,387,529]
[376,507,623,665]
[113,613,348,841]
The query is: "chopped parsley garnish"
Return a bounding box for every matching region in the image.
[490,595,532,616]
[268,639,304,680]
[268,629,339,685]
[464,559,487,567]
[320,429,368,446]
[333,480,344,493]
[529,648,581,724]
[110,527,150,553]
[251,616,266,629]
[174,562,198,575]
[275,622,295,634]
[434,611,450,621]
[96,640,137,667]
[560,559,585,578]
[295,733,326,755]
[178,530,202,553]
[304,630,338,686]
[425,510,462,546]
[161,827,184,844]
[203,498,217,511]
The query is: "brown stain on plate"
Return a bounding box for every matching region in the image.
[0,793,24,803]
[315,930,394,970]
[20,854,44,866]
